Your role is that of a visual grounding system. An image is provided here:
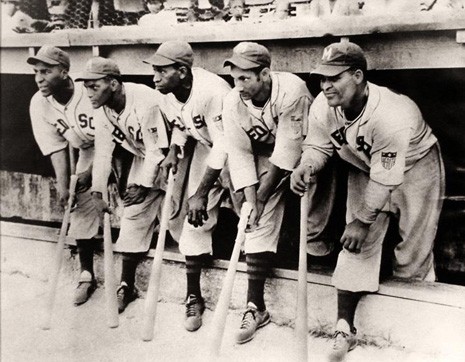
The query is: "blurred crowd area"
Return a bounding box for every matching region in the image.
[2,0,465,33]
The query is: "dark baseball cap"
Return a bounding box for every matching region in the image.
[311,42,367,77]
[27,45,70,69]
[143,41,194,68]
[75,57,121,81]
[224,42,271,70]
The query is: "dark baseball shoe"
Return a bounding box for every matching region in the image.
[74,270,96,306]
[235,302,271,344]
[328,320,357,362]
[116,282,137,314]
[184,294,205,332]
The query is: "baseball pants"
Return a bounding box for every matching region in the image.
[332,144,445,292]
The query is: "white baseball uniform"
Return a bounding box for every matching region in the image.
[224,71,334,254]
[30,80,100,240]
[161,67,237,256]
[301,82,444,292]
[92,82,169,253]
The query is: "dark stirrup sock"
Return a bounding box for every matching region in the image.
[246,252,274,312]
[76,239,95,277]
[185,254,210,298]
[336,289,364,331]
[121,252,145,290]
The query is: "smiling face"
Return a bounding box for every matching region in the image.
[32,62,68,97]
[230,65,268,101]
[83,78,113,109]
[319,69,363,109]
[152,64,183,94]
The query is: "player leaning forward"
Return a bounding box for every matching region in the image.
[222,42,334,344]
[291,41,445,361]
[143,41,239,332]
[75,57,169,313]
[28,46,100,306]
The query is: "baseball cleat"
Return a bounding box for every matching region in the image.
[235,302,271,344]
[184,294,205,332]
[116,282,137,314]
[74,270,96,306]
[328,320,357,362]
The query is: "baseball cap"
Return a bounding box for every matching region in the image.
[223,42,271,70]
[75,57,121,81]
[311,42,367,77]
[27,45,70,69]
[143,41,194,68]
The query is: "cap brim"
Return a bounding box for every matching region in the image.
[143,53,176,67]
[310,64,351,77]
[27,55,61,66]
[74,72,108,82]
[223,55,263,70]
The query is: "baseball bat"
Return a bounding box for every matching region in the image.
[103,190,119,328]
[141,170,176,341]
[296,190,309,362]
[41,174,78,330]
[208,202,253,358]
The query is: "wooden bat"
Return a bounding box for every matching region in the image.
[102,190,119,328]
[141,170,176,341]
[41,174,78,330]
[208,202,253,358]
[296,190,309,362]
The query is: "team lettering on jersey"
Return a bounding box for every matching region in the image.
[330,126,372,158]
[77,113,94,130]
[112,126,126,144]
[170,116,186,132]
[128,125,143,143]
[192,115,206,129]
[55,119,70,135]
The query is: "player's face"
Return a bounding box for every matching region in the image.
[230,66,265,101]
[83,78,113,109]
[152,65,182,94]
[32,62,68,97]
[320,70,360,109]
[2,2,17,17]
[147,1,163,13]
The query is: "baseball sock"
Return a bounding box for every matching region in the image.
[121,252,145,290]
[246,252,274,312]
[185,254,209,299]
[336,289,363,331]
[76,239,95,277]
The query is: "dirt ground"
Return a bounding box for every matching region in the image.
[1,269,457,362]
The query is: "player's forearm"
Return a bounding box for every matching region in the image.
[50,148,70,192]
[256,163,287,204]
[243,185,257,205]
[194,166,222,198]
[355,179,396,224]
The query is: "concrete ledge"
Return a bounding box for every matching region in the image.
[1,221,464,359]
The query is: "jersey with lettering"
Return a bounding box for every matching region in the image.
[30,80,95,156]
[162,67,231,170]
[301,82,437,186]
[223,71,313,191]
[92,82,169,193]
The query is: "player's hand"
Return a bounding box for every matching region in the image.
[187,193,209,227]
[160,151,178,179]
[91,192,111,215]
[123,184,149,207]
[57,188,70,208]
[291,165,313,196]
[246,199,265,233]
[340,219,370,253]
[76,169,92,193]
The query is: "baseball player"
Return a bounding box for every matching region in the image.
[28,46,100,306]
[75,57,169,313]
[291,41,445,361]
[143,41,238,332]
[222,42,335,344]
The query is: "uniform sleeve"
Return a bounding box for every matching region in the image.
[369,116,411,186]
[91,109,115,194]
[269,95,312,171]
[29,96,68,156]
[204,91,228,170]
[223,94,258,191]
[137,103,168,188]
[300,99,334,174]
